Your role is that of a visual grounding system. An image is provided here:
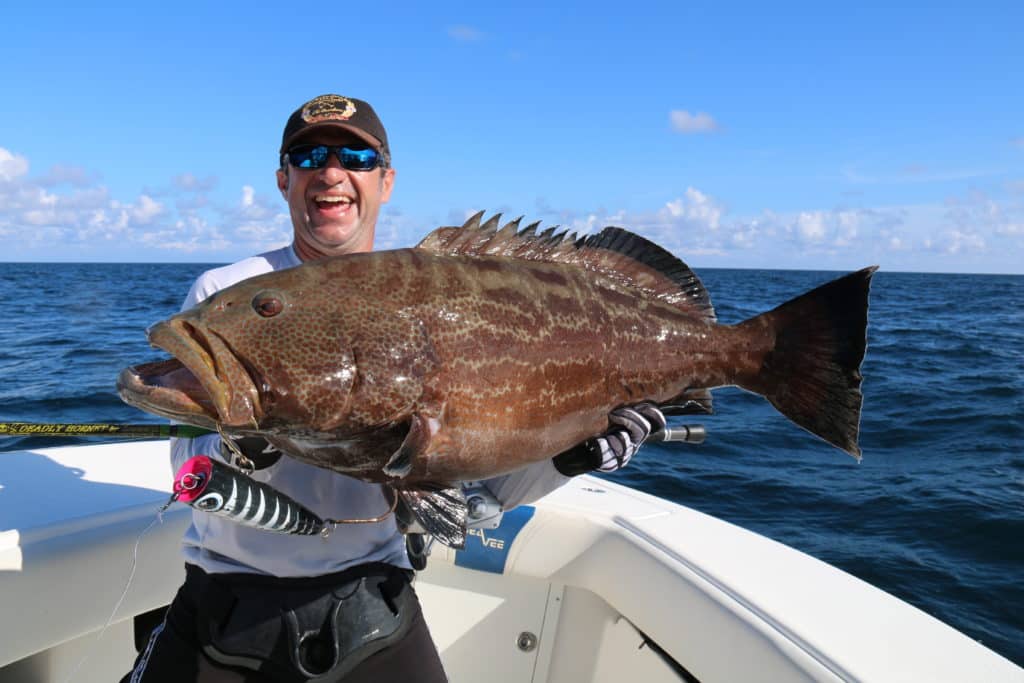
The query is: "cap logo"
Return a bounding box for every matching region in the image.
[301,95,357,123]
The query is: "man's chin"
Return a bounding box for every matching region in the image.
[297,227,371,259]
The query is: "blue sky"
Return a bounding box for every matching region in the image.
[1,2,1021,273]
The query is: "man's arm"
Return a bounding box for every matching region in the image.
[170,432,224,472]
[481,404,666,509]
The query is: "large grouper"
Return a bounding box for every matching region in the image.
[118,212,876,545]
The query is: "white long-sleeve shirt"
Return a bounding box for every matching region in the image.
[174,244,570,577]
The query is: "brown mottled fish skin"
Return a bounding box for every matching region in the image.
[118,218,874,488]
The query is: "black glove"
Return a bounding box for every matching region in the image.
[220,435,283,470]
[553,403,666,476]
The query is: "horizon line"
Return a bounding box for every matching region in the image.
[0,260,1020,277]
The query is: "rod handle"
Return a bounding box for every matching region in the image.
[650,425,706,444]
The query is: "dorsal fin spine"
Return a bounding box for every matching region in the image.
[416,213,715,321]
[479,213,502,233]
[462,210,485,231]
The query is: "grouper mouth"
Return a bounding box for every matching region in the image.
[116,318,263,429]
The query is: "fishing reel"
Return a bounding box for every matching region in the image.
[397,482,502,570]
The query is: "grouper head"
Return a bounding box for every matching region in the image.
[117,264,358,435]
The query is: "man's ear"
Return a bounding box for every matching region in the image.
[276,168,288,199]
[380,167,396,203]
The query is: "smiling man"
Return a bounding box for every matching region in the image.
[122,93,665,683]
[277,95,394,260]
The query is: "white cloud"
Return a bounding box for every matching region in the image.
[782,209,865,247]
[663,187,724,231]
[795,211,827,242]
[943,189,1024,243]
[448,25,483,42]
[729,222,760,249]
[923,229,986,254]
[669,110,719,134]
[843,164,998,185]
[488,188,1016,271]
[0,148,291,257]
[213,185,290,246]
[132,194,164,225]
[2,148,1020,272]
[36,163,98,188]
[0,148,29,182]
[173,173,217,193]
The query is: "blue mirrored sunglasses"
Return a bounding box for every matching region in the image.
[285,144,382,171]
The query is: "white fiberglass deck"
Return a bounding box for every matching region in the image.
[0,440,1020,682]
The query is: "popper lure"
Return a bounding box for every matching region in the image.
[173,456,325,535]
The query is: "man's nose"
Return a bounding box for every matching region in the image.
[317,153,349,183]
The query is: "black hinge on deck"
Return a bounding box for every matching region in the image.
[637,629,702,683]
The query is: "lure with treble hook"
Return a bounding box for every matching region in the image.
[173,455,325,535]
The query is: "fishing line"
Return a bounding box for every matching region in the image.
[61,493,178,683]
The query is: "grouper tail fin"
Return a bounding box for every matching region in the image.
[740,266,877,460]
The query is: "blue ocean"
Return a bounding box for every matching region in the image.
[0,263,1020,666]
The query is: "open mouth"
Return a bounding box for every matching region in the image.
[313,193,354,216]
[117,317,262,428]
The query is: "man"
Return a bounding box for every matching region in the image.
[123,93,665,682]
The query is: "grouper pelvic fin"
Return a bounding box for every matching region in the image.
[416,213,716,322]
[397,487,468,549]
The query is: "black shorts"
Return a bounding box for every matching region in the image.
[122,563,447,683]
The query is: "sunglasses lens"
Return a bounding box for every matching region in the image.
[340,146,379,171]
[287,145,380,170]
[288,145,329,169]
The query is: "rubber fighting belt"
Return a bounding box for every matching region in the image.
[190,563,415,682]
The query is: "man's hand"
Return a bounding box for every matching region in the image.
[552,403,667,476]
[219,435,283,470]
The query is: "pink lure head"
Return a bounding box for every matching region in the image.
[173,455,214,503]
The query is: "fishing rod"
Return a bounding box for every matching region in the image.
[168,427,708,539]
[0,422,214,439]
[2,419,704,538]
[1,422,704,443]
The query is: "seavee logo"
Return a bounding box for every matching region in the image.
[467,528,505,550]
[455,506,536,574]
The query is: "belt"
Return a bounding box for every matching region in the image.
[187,562,415,682]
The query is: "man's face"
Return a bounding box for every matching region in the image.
[276,130,395,261]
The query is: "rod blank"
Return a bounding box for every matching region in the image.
[0,422,214,438]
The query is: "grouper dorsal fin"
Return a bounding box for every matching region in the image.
[416,212,716,322]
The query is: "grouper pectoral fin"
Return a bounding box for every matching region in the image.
[397,487,468,549]
[385,411,467,548]
[383,413,438,478]
[661,388,714,415]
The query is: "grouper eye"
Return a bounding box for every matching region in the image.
[252,292,284,318]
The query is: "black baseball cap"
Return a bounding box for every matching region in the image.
[279,94,390,166]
